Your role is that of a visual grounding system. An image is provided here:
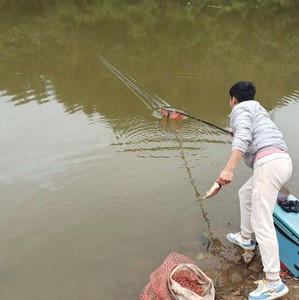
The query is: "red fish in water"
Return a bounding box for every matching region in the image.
[160,108,183,119]
[202,182,221,199]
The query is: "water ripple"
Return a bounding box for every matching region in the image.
[276,89,299,107]
[112,115,231,159]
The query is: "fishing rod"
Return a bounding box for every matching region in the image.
[98,54,230,135]
[160,107,230,134]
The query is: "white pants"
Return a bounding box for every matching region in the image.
[239,157,292,280]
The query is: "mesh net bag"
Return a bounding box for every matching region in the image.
[139,253,215,300]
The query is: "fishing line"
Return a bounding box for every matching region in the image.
[174,131,229,262]
[97,47,235,263]
[97,55,161,109]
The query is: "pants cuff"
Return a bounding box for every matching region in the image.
[266,272,280,281]
[240,230,252,239]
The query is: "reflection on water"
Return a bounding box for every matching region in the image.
[1,1,299,117]
[160,115,185,130]
[0,1,299,299]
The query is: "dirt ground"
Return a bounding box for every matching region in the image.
[202,250,299,300]
[215,275,299,300]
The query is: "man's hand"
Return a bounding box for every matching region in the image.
[217,167,234,185]
[224,127,234,137]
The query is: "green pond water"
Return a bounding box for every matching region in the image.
[0,1,298,299]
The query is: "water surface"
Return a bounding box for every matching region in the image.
[0,1,299,299]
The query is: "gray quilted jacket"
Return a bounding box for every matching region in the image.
[230,100,288,168]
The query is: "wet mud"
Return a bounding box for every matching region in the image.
[200,249,299,300]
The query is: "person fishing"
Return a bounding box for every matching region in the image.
[216,81,292,300]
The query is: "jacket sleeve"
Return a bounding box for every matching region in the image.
[231,107,253,153]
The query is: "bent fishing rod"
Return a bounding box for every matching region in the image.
[160,108,230,134]
[98,54,230,135]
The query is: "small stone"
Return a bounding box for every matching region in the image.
[231,272,243,284]
[242,249,255,264]
[232,254,242,264]
[248,256,263,273]
[232,290,242,296]
[196,253,205,260]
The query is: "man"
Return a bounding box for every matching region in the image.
[217,81,292,300]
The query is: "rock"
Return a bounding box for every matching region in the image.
[231,272,243,284]
[248,255,263,273]
[242,249,255,264]
[196,253,206,260]
[205,268,220,279]
[216,293,245,300]
[232,254,242,265]
[232,290,242,296]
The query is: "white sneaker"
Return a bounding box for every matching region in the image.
[248,279,289,300]
[227,232,255,250]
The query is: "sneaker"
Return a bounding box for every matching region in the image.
[227,232,255,250]
[248,279,289,300]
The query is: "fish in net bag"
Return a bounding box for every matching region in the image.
[139,252,215,300]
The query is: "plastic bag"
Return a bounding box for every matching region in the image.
[140,253,215,300]
[168,263,215,300]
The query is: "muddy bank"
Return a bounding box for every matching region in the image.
[200,250,299,299]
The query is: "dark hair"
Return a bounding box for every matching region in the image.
[229,81,256,102]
